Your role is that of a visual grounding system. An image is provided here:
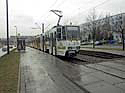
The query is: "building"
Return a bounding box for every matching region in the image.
[80,13,125,43]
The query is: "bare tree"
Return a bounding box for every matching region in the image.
[102,14,112,40]
[119,13,125,50]
[112,13,125,50]
[86,9,102,48]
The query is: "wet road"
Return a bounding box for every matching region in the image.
[0,47,16,58]
[20,47,125,93]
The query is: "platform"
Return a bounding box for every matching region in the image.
[20,47,125,93]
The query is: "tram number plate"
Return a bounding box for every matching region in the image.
[69,51,75,53]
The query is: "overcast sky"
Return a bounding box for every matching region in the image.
[0,0,125,38]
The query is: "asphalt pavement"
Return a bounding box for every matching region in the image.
[20,47,125,93]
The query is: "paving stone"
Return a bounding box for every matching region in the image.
[114,59,125,65]
[78,65,97,73]
[115,82,125,90]
[26,88,37,93]
[20,47,85,93]
[98,62,125,71]
[84,81,124,93]
[90,71,124,85]
[87,64,125,79]
[74,73,103,86]
[20,47,125,93]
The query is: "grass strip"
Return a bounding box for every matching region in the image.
[0,50,20,93]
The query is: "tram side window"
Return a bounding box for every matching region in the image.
[57,28,61,41]
[62,26,66,40]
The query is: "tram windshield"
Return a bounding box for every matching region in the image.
[66,26,80,40]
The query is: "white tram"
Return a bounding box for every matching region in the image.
[41,25,80,57]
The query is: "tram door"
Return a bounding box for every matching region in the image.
[50,32,57,55]
[54,32,57,55]
[50,33,53,55]
[42,36,45,52]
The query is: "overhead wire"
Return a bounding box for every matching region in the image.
[41,0,68,30]
[42,0,111,28]
[42,0,68,18]
[39,0,60,30]
[78,0,110,15]
[40,0,59,21]
[54,0,68,9]
[66,0,111,24]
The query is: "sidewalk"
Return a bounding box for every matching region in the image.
[80,47,125,56]
[20,47,125,93]
[20,47,85,93]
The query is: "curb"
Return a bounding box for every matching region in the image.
[0,53,8,58]
[17,57,21,93]
[0,48,16,59]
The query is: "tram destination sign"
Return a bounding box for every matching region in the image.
[67,26,79,31]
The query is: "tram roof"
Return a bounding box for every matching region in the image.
[52,25,79,28]
[44,25,80,34]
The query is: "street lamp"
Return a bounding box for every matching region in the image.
[14,26,18,37]
[14,26,18,47]
[6,0,9,54]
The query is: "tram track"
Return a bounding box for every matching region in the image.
[97,63,125,72]
[79,50,125,59]
[85,65,125,80]
[32,47,125,80]
[56,55,125,93]
[30,47,125,92]
[58,55,125,80]
[62,73,90,93]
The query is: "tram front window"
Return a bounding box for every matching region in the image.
[57,28,61,40]
[62,26,66,40]
[66,26,80,40]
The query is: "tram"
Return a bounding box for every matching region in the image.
[32,35,41,50]
[32,10,80,57]
[40,25,81,57]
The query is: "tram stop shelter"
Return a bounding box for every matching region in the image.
[17,37,26,51]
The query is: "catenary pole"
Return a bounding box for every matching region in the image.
[6,0,9,54]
